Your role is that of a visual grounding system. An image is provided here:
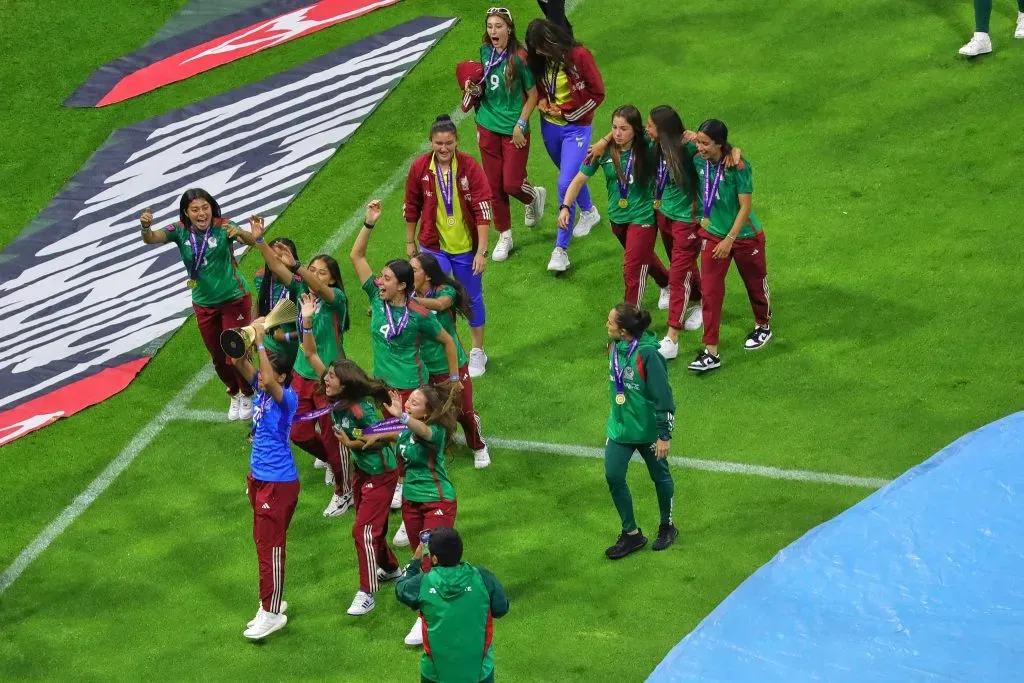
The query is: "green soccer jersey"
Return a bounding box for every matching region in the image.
[362,277,442,390]
[419,285,468,376]
[292,286,348,381]
[581,145,656,226]
[475,46,534,136]
[694,154,763,239]
[252,271,304,365]
[331,399,398,476]
[162,219,250,306]
[606,331,676,444]
[656,142,702,223]
[397,424,456,503]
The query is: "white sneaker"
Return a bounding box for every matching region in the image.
[658,336,679,360]
[238,394,253,420]
[658,287,670,311]
[347,590,375,616]
[377,566,405,582]
[1016,12,1024,38]
[228,393,242,421]
[959,32,992,56]
[313,459,327,470]
[248,600,288,628]
[243,610,287,640]
[393,521,409,547]
[468,348,488,378]
[573,207,600,237]
[391,482,403,510]
[323,492,352,518]
[547,247,570,272]
[324,464,335,486]
[404,616,424,646]
[492,232,513,262]
[683,305,704,331]
[524,186,547,227]
[473,446,491,469]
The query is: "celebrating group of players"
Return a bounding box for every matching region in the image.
[135,3,774,678]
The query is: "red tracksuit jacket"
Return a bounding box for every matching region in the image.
[544,45,605,126]
[403,150,493,253]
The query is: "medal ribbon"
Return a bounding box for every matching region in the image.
[546,60,560,100]
[617,151,635,204]
[352,416,406,438]
[702,159,726,220]
[655,159,669,202]
[482,47,507,81]
[294,400,340,423]
[436,162,455,220]
[612,339,639,396]
[384,302,411,341]
[187,228,212,281]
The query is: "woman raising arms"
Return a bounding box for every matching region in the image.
[139,189,255,421]
[525,18,603,272]
[404,115,493,378]
[559,105,669,307]
[460,7,546,263]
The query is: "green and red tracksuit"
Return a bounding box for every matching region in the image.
[396,559,509,683]
[605,331,676,533]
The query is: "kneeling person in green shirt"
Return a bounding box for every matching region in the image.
[397,527,509,683]
[604,304,678,559]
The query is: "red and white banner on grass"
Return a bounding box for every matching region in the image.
[65,0,402,107]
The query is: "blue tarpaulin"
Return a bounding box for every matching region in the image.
[649,412,1024,683]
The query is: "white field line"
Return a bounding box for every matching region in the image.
[176,408,890,489]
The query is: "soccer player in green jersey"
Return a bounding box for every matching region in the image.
[688,119,772,374]
[604,304,678,559]
[559,105,669,308]
[461,7,546,263]
[298,293,403,618]
[250,232,303,366]
[139,189,255,421]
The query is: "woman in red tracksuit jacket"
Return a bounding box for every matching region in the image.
[525,18,605,273]
[404,114,494,379]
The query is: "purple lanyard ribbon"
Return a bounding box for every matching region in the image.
[436,163,455,219]
[352,416,405,438]
[384,302,411,341]
[618,151,635,202]
[483,47,507,81]
[546,61,560,100]
[655,159,669,200]
[294,400,338,423]
[612,339,639,394]
[702,160,726,219]
[187,228,212,280]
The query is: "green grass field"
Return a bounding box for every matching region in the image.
[2,0,1023,680]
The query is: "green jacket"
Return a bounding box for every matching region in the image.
[606,330,675,444]
[396,559,510,683]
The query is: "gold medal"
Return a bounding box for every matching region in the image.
[653,200,662,210]
[615,393,626,405]
[186,279,197,289]
[700,217,710,229]
[446,216,457,227]
[618,198,628,209]
[352,429,363,439]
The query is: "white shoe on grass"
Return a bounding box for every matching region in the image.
[313,459,327,470]
[468,348,487,378]
[959,32,992,56]
[248,601,288,628]
[525,186,547,227]
[323,492,352,518]
[547,247,570,272]
[658,337,679,360]
[683,305,703,331]
[405,616,424,646]
[473,446,491,469]
[393,521,410,547]
[243,610,287,640]
[492,232,513,262]
[377,566,404,582]
[1016,12,1024,38]
[391,482,403,510]
[238,395,253,420]
[573,207,600,237]
[347,591,375,616]
[228,393,242,421]
[324,464,335,486]
[658,287,670,311]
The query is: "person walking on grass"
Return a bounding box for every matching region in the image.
[396,527,509,682]
[603,304,678,560]
[230,320,299,640]
[959,0,1024,56]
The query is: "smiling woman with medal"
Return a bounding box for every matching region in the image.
[559,105,669,308]
[458,7,545,264]
[687,119,772,374]
[603,304,677,560]
[139,188,255,421]
[296,292,403,619]
[525,18,604,272]
[404,115,493,379]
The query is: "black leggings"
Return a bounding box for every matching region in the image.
[537,0,574,37]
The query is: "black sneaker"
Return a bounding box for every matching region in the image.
[687,349,721,373]
[744,326,772,350]
[651,524,678,551]
[605,530,648,560]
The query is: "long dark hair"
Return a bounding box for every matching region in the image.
[612,304,653,338]
[385,258,416,299]
[525,19,577,90]
[178,188,221,229]
[481,9,524,92]
[650,105,699,197]
[325,359,389,406]
[412,252,473,323]
[610,105,652,188]
[257,238,299,317]
[309,254,350,332]
[417,384,460,454]
[697,119,734,160]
